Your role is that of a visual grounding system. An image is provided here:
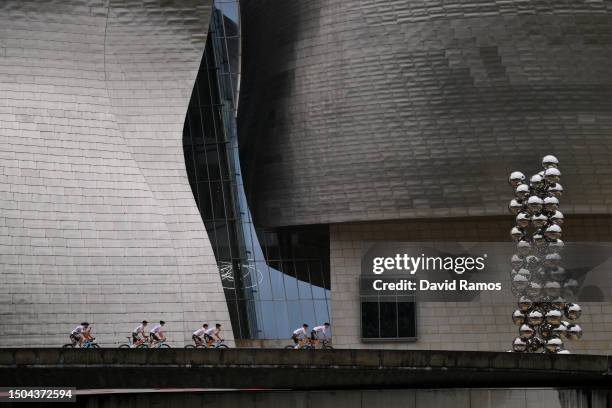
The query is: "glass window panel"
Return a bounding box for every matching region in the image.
[379,302,398,338]
[287,301,302,331]
[258,301,276,339]
[268,262,286,301]
[283,275,299,301]
[297,279,313,300]
[274,301,290,338]
[254,261,273,300]
[301,301,316,327]
[397,302,417,338]
[361,302,379,338]
[314,300,330,326]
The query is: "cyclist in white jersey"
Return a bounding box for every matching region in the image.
[70,322,91,347]
[204,323,222,345]
[149,321,166,344]
[291,324,309,348]
[132,320,148,344]
[192,323,209,346]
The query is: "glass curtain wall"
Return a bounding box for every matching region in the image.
[183,0,331,339]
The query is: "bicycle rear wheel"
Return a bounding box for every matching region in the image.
[322,344,334,349]
[136,344,149,349]
[216,344,229,349]
[184,345,195,349]
[158,343,171,348]
[284,345,296,349]
[91,344,100,348]
[118,344,130,349]
[62,344,74,348]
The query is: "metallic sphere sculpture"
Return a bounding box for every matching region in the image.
[507,155,582,354]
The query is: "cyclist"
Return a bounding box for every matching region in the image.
[149,321,166,346]
[70,322,91,347]
[131,320,148,346]
[192,323,209,347]
[204,323,222,346]
[292,324,309,349]
[311,322,331,347]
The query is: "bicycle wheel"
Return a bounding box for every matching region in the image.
[302,344,314,349]
[184,345,195,349]
[158,343,171,348]
[216,344,229,349]
[322,344,334,350]
[136,343,149,349]
[195,345,207,349]
[62,344,74,348]
[91,344,100,349]
[118,344,130,349]
[284,345,296,349]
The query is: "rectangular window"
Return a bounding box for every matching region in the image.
[360,296,417,341]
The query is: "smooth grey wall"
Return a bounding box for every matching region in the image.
[238,0,612,228]
[0,0,233,347]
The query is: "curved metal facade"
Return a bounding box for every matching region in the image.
[0,0,233,347]
[238,0,612,227]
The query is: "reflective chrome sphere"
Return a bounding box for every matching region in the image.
[512,336,528,352]
[542,155,559,169]
[525,255,540,269]
[511,254,524,269]
[526,196,543,213]
[544,253,562,268]
[517,268,531,280]
[551,297,566,311]
[517,241,531,256]
[526,282,542,299]
[550,210,564,226]
[531,214,548,228]
[548,183,563,198]
[515,184,531,200]
[566,324,583,340]
[530,174,545,190]
[543,196,560,212]
[511,227,524,242]
[544,167,561,184]
[518,296,533,312]
[539,323,554,340]
[565,303,582,321]
[544,281,562,297]
[519,324,535,340]
[547,239,564,253]
[512,309,526,325]
[545,309,562,326]
[545,224,562,240]
[545,337,563,353]
[512,274,530,291]
[552,323,567,338]
[516,212,530,228]
[527,310,544,326]
[533,233,546,249]
[509,171,526,187]
[509,199,524,215]
[527,337,543,353]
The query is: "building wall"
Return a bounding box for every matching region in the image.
[0,0,233,347]
[238,0,612,228]
[330,216,612,354]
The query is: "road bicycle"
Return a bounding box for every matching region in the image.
[62,338,100,349]
[185,338,228,349]
[284,338,314,350]
[118,336,149,349]
[147,339,171,348]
